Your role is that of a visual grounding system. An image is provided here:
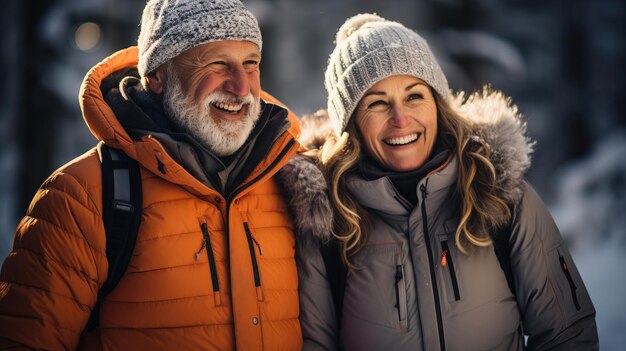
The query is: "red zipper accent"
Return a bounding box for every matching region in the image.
[441,249,448,267]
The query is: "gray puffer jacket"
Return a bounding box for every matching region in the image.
[279,93,598,351]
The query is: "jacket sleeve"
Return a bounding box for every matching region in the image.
[0,163,106,350]
[510,182,598,350]
[297,236,339,351]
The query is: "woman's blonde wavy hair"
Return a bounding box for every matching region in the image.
[318,91,512,268]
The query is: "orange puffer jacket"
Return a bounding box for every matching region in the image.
[0,47,302,350]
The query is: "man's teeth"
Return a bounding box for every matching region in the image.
[213,101,244,113]
[384,133,419,145]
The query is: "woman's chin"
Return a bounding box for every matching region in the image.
[384,160,425,172]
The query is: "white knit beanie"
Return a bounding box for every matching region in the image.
[325,13,450,135]
[137,0,262,77]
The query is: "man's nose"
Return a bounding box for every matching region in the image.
[223,66,250,97]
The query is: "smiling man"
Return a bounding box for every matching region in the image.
[0,0,303,350]
[151,40,264,160]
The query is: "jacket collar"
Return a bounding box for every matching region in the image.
[345,154,458,216]
[280,89,534,242]
[80,47,301,197]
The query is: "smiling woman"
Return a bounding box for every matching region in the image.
[355,75,438,172]
[296,13,599,351]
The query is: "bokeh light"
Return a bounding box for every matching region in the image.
[74,22,101,52]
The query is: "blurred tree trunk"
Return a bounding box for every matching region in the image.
[16,0,59,214]
[0,0,21,255]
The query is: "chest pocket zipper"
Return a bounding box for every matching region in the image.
[199,223,222,306]
[559,252,581,310]
[395,264,408,330]
[243,221,264,301]
[441,240,461,301]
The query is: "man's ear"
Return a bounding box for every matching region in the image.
[145,68,166,95]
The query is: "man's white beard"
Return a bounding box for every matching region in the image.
[162,72,261,157]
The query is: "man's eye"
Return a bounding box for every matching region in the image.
[243,61,259,71]
[209,61,227,67]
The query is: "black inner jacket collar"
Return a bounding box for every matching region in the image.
[358,137,450,205]
[101,67,289,196]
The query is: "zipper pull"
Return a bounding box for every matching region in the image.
[395,265,404,283]
[195,238,206,261]
[243,222,263,256]
[559,255,568,271]
[251,235,264,256]
[419,180,429,199]
[441,249,448,267]
[197,223,210,261]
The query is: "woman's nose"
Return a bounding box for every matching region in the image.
[388,107,410,128]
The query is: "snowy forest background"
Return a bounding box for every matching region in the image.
[0,0,624,348]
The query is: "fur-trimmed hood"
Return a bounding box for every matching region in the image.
[454,89,534,205]
[277,89,534,241]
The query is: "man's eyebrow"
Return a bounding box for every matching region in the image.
[245,53,261,61]
[193,52,261,63]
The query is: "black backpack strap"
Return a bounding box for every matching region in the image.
[492,204,527,347]
[320,239,347,345]
[493,221,516,295]
[85,143,142,331]
[492,203,517,295]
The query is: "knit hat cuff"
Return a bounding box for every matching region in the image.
[327,45,450,135]
[138,6,262,76]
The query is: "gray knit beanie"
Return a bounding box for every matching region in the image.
[137,0,262,77]
[325,13,450,135]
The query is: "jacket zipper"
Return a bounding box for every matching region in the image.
[394,264,408,329]
[243,222,262,288]
[199,223,221,305]
[559,253,581,310]
[224,139,294,302]
[420,182,446,351]
[441,241,460,301]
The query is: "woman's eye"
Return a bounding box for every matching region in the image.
[407,93,423,101]
[368,100,388,111]
[406,93,424,107]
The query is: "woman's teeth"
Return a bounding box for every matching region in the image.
[384,133,419,146]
